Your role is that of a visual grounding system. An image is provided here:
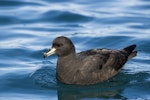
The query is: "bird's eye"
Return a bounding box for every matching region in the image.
[53,43,62,47]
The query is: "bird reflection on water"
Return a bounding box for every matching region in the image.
[31,65,136,100]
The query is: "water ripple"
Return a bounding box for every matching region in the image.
[0,0,150,100]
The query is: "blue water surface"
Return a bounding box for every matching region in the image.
[0,0,150,100]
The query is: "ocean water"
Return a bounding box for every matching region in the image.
[0,0,150,100]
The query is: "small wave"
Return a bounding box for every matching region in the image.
[30,65,58,88]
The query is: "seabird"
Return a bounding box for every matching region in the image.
[43,36,137,85]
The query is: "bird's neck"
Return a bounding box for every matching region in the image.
[56,53,77,82]
[57,52,77,72]
[58,52,76,63]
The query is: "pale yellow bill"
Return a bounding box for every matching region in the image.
[43,47,56,58]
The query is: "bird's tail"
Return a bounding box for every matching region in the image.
[123,44,137,60]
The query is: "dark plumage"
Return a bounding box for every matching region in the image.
[43,36,137,85]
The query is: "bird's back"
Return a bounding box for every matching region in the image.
[73,46,137,85]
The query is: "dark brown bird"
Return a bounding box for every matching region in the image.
[43,36,137,85]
